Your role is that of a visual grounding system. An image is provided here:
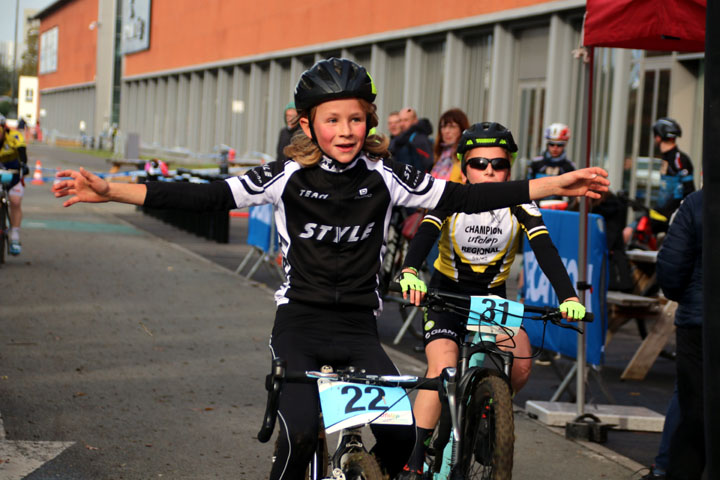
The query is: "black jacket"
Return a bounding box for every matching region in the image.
[276,125,300,162]
[389,118,434,173]
[656,189,703,328]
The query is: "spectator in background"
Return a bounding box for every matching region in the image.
[529,123,576,180]
[431,108,469,182]
[17,116,26,134]
[651,118,695,226]
[655,189,704,480]
[390,107,434,173]
[387,111,402,139]
[276,102,300,162]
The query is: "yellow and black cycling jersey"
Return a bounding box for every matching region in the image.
[0,128,27,165]
[403,202,576,300]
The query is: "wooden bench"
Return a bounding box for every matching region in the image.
[606,290,662,343]
[605,290,676,381]
[620,300,676,380]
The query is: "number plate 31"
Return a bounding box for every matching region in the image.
[467,295,524,336]
[317,379,413,434]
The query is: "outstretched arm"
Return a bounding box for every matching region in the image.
[53,168,147,207]
[529,167,609,200]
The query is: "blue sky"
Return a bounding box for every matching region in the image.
[1,0,55,43]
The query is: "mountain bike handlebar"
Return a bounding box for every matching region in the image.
[420,288,594,333]
[257,358,441,443]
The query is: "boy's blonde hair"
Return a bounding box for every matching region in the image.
[284,99,389,167]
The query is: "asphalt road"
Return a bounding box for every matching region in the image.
[0,144,652,479]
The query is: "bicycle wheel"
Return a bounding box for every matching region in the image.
[0,198,7,265]
[305,431,328,479]
[342,451,384,480]
[399,302,425,340]
[460,375,514,480]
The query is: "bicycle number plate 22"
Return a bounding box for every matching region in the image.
[466,296,524,336]
[317,379,413,434]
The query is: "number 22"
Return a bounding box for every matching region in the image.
[341,385,387,414]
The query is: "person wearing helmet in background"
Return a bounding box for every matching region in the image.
[276,101,300,161]
[52,58,610,480]
[0,114,29,255]
[528,123,576,192]
[652,117,695,224]
[396,122,586,479]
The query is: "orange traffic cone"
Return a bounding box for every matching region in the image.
[31,160,44,185]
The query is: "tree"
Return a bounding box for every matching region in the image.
[19,27,38,77]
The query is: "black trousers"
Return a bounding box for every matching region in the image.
[667,326,705,480]
[267,301,415,480]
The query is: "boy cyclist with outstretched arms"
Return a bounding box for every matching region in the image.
[53,58,608,480]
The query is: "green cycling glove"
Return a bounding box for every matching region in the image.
[559,300,586,320]
[398,270,427,296]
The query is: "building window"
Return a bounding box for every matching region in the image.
[25,89,33,102]
[39,27,58,74]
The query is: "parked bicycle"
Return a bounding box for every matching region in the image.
[617,191,668,251]
[258,290,592,480]
[0,168,18,264]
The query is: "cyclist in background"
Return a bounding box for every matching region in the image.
[651,117,695,227]
[53,59,609,480]
[397,122,586,480]
[0,114,29,255]
[528,122,576,183]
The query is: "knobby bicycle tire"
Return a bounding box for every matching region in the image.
[342,451,384,480]
[460,375,514,480]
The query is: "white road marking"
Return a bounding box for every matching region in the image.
[0,413,74,479]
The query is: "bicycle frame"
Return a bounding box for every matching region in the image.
[0,171,15,264]
[420,289,592,479]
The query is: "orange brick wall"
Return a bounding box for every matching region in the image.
[125,0,556,77]
[38,0,98,91]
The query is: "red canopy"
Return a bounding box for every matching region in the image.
[584,0,706,52]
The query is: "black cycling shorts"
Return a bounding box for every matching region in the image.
[1,159,22,190]
[423,273,507,347]
[267,301,414,480]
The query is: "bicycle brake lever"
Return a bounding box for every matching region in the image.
[550,318,584,334]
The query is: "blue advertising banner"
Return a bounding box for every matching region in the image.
[522,209,608,365]
[246,204,275,253]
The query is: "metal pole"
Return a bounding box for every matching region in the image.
[11,0,20,117]
[576,46,595,417]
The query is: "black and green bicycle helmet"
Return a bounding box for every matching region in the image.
[457,122,519,174]
[294,58,377,111]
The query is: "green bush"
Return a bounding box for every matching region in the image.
[0,101,10,116]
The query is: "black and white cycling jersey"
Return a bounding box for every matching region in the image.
[144,153,531,310]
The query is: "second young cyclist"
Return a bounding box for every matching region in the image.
[397,122,587,479]
[53,59,608,480]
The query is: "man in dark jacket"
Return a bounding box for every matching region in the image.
[276,102,300,162]
[390,107,433,173]
[655,189,704,480]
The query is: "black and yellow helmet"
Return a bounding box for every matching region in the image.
[457,122,518,173]
[294,58,377,111]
